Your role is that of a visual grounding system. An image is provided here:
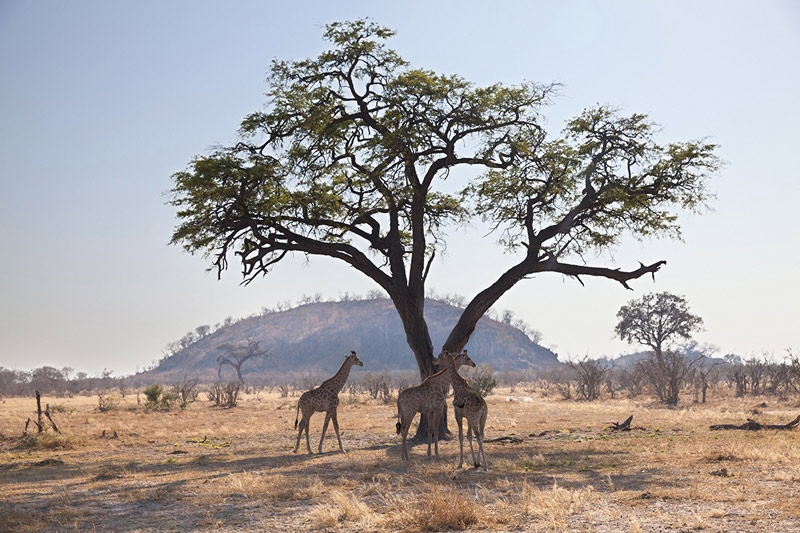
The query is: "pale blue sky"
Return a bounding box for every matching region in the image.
[1,1,798,375]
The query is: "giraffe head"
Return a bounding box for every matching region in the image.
[347,350,364,367]
[454,349,476,369]
[436,349,476,370]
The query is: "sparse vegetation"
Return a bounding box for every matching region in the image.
[171,376,200,410]
[464,363,499,398]
[568,356,610,401]
[207,382,240,408]
[362,371,392,404]
[2,388,800,532]
[143,383,177,411]
[96,390,117,412]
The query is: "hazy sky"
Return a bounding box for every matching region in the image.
[1,1,798,376]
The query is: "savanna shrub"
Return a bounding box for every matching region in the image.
[465,363,498,397]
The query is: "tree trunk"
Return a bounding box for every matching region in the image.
[36,390,43,434]
[391,264,529,442]
[390,292,452,442]
[391,293,435,379]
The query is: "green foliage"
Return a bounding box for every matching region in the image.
[168,19,558,285]
[615,292,703,353]
[168,18,720,372]
[143,383,163,404]
[170,19,718,287]
[143,383,177,411]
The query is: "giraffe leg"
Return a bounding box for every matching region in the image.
[476,428,488,472]
[318,412,332,454]
[293,417,304,453]
[304,413,313,454]
[478,410,488,471]
[399,415,412,461]
[467,422,478,468]
[456,412,465,469]
[430,410,441,460]
[331,411,346,453]
[425,411,435,459]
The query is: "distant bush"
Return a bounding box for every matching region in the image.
[171,376,200,410]
[143,383,162,404]
[207,382,241,408]
[362,371,392,404]
[143,383,177,411]
[97,391,117,412]
[465,363,498,398]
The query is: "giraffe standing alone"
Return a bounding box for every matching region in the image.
[294,350,363,454]
[395,351,475,461]
[440,350,489,471]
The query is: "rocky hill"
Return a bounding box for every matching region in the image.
[139,298,559,382]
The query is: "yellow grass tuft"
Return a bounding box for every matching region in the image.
[19,432,85,450]
[225,472,324,501]
[521,477,594,530]
[380,482,480,532]
[309,488,376,529]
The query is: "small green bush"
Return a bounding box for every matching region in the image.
[143,384,163,405]
[143,383,177,411]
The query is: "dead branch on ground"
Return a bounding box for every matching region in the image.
[609,415,634,431]
[709,414,800,431]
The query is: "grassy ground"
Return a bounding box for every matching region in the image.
[1,388,799,532]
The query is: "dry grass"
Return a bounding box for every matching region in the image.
[1,390,800,531]
[379,482,481,532]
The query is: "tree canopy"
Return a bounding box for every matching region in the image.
[169,19,720,377]
[615,291,705,405]
[615,291,704,355]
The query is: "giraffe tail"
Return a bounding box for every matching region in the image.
[294,401,300,430]
[395,404,402,434]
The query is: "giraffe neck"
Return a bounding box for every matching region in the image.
[325,358,355,393]
[441,354,469,394]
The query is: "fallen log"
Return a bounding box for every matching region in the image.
[709,414,800,431]
[485,436,524,444]
[609,415,634,431]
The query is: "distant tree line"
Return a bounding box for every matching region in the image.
[4,351,800,405]
[514,349,800,405]
[0,366,119,398]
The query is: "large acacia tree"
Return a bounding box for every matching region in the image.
[170,20,719,381]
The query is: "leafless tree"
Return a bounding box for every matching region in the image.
[567,356,609,401]
[216,338,272,383]
[172,375,201,409]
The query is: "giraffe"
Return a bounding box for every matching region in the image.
[440,350,489,471]
[395,351,475,461]
[293,350,363,454]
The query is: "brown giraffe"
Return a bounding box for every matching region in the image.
[440,350,489,471]
[395,351,475,461]
[293,350,363,454]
